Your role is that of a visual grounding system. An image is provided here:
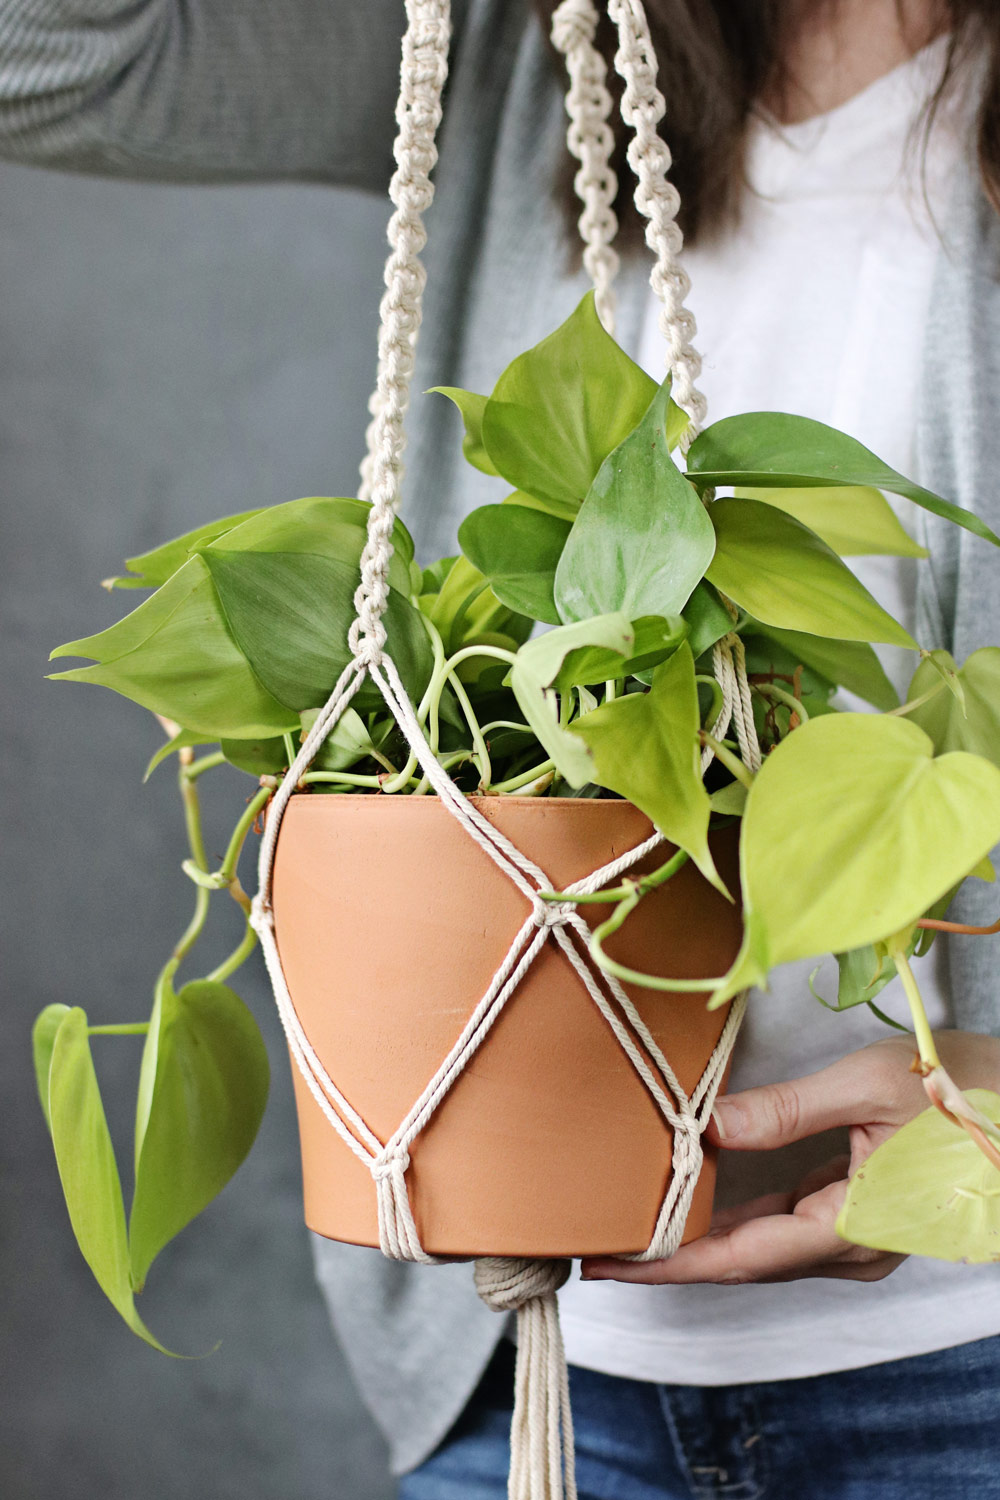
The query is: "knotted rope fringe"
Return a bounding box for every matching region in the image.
[253,3,761,1497]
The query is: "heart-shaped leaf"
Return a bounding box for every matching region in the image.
[458,503,570,624]
[570,642,721,889]
[300,705,377,772]
[552,615,688,690]
[204,495,415,594]
[430,387,500,476]
[683,581,734,660]
[129,979,269,1292]
[32,1004,71,1132]
[837,1092,1000,1261]
[706,498,916,647]
[46,1008,172,1352]
[713,713,1000,1004]
[747,623,899,710]
[50,557,299,739]
[554,379,716,624]
[687,412,1000,547]
[908,647,1000,769]
[736,486,927,557]
[202,550,434,714]
[481,292,659,506]
[107,509,263,590]
[510,615,634,786]
[220,736,288,776]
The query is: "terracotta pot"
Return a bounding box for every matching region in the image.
[271,794,743,1258]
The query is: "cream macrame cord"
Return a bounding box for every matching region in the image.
[251,3,759,1498]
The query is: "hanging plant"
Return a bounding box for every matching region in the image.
[26,1,1000,1495]
[35,289,1000,1347]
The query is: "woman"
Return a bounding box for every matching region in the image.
[3,2,999,1494]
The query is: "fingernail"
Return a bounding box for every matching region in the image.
[712,1099,743,1140]
[579,1262,608,1281]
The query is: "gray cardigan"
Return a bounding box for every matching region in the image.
[3,0,999,1474]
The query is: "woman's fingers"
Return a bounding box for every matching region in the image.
[708,1044,914,1153]
[581,1181,904,1286]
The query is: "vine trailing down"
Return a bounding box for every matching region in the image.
[35,290,1000,1347]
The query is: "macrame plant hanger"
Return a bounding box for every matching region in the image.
[250,2,761,1496]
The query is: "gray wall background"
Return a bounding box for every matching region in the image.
[1,161,398,1499]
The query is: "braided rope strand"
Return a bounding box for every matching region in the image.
[551,0,620,332]
[352,0,452,659]
[606,0,706,442]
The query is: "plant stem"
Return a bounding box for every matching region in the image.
[886,935,941,1070]
[541,847,689,906]
[753,680,809,723]
[88,1023,150,1036]
[207,920,258,985]
[172,757,212,964]
[699,731,755,790]
[887,681,947,717]
[220,786,272,884]
[489,760,555,794]
[588,879,730,992]
[185,751,227,781]
[301,770,386,787]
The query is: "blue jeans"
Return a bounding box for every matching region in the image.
[398,1336,1000,1499]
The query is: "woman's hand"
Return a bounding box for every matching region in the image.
[580,1031,1000,1288]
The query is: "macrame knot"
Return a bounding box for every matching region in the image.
[531,897,575,931]
[551,0,597,54]
[474,1255,571,1313]
[372,1147,411,1185]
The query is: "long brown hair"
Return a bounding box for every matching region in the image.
[533,0,999,245]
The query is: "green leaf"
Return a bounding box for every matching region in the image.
[683,581,734,660]
[50,557,299,739]
[202,550,434,714]
[687,411,1000,548]
[422,553,532,657]
[554,379,716,624]
[429,387,500,476]
[47,1008,172,1352]
[203,495,415,596]
[917,648,966,711]
[709,781,748,817]
[811,943,902,1012]
[108,509,263,589]
[837,1092,1000,1261]
[908,648,1000,769]
[300,705,377,772]
[552,615,688,690]
[705,498,916,647]
[129,980,269,1293]
[458,503,570,625]
[481,292,659,506]
[570,642,721,890]
[220,736,288,776]
[144,728,218,781]
[32,1004,71,1132]
[510,614,634,786]
[713,713,1000,1005]
[736,486,927,558]
[748,623,900,710]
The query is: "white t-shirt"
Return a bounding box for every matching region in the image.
[558,38,1000,1385]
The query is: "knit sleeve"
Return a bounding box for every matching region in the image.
[0,0,427,188]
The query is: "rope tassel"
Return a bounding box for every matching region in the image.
[475,1258,576,1500]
